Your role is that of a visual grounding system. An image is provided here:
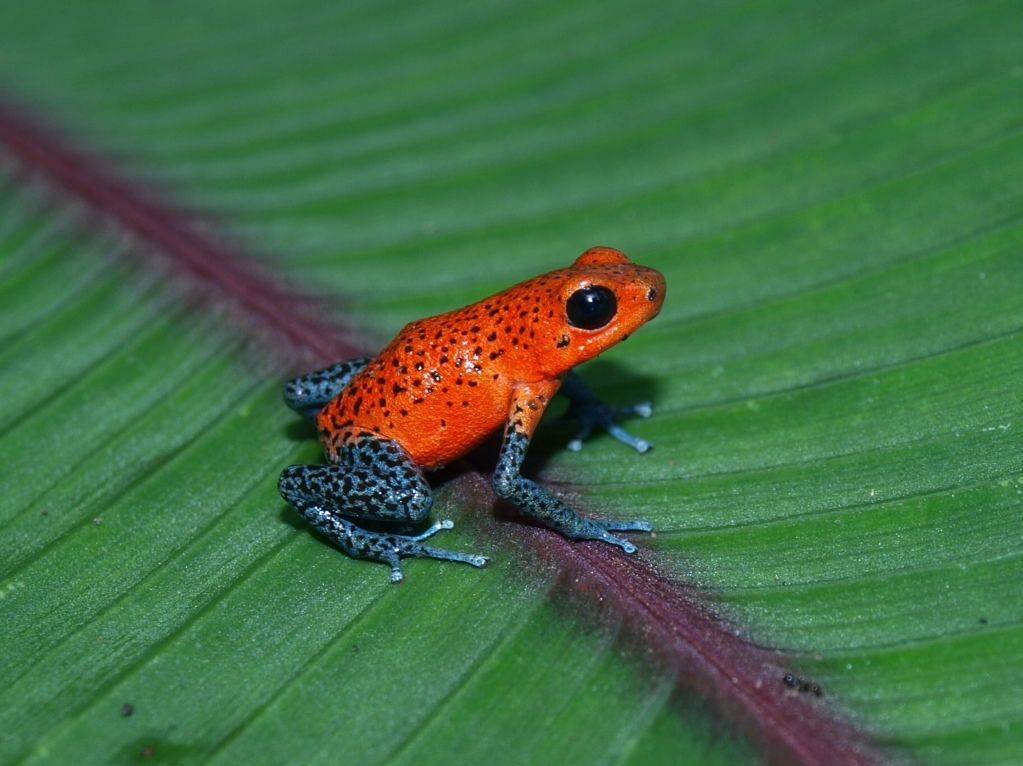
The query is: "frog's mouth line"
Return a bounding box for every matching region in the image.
[0,98,882,766]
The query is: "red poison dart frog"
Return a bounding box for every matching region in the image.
[280,247,666,581]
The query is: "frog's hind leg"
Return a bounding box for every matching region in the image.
[279,436,488,582]
[283,357,372,419]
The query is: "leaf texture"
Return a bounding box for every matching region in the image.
[2,0,1023,763]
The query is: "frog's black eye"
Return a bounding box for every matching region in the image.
[566,286,617,330]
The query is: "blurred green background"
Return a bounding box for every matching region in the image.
[1,1,1022,763]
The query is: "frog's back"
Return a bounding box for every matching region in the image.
[317,248,665,469]
[317,305,514,469]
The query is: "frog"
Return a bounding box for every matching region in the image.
[279,246,666,582]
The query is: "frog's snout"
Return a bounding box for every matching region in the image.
[637,266,666,320]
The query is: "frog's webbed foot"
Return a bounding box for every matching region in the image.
[576,517,653,554]
[300,509,488,584]
[383,528,490,583]
[562,399,653,454]
[557,372,653,454]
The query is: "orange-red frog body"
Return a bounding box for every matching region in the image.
[279,247,665,582]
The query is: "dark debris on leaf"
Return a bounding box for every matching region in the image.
[783,673,824,697]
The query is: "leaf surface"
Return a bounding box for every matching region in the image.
[2,0,1023,763]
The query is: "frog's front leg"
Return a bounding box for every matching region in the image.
[284,357,373,419]
[279,434,488,582]
[558,372,653,453]
[492,382,652,553]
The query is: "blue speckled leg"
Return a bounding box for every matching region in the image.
[283,358,372,419]
[558,372,653,453]
[279,436,488,582]
[493,387,652,554]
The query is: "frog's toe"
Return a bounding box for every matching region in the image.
[384,551,406,583]
[598,531,638,554]
[602,518,653,533]
[566,420,594,452]
[619,401,653,419]
[563,401,653,453]
[580,524,640,554]
[576,518,651,553]
[413,544,490,570]
[411,518,454,541]
[606,423,652,454]
[386,541,486,581]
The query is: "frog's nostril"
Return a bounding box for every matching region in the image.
[647,287,658,302]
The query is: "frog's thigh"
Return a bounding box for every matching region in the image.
[280,436,432,524]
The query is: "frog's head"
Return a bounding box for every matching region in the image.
[533,246,665,376]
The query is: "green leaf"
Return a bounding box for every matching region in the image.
[2,0,1023,763]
